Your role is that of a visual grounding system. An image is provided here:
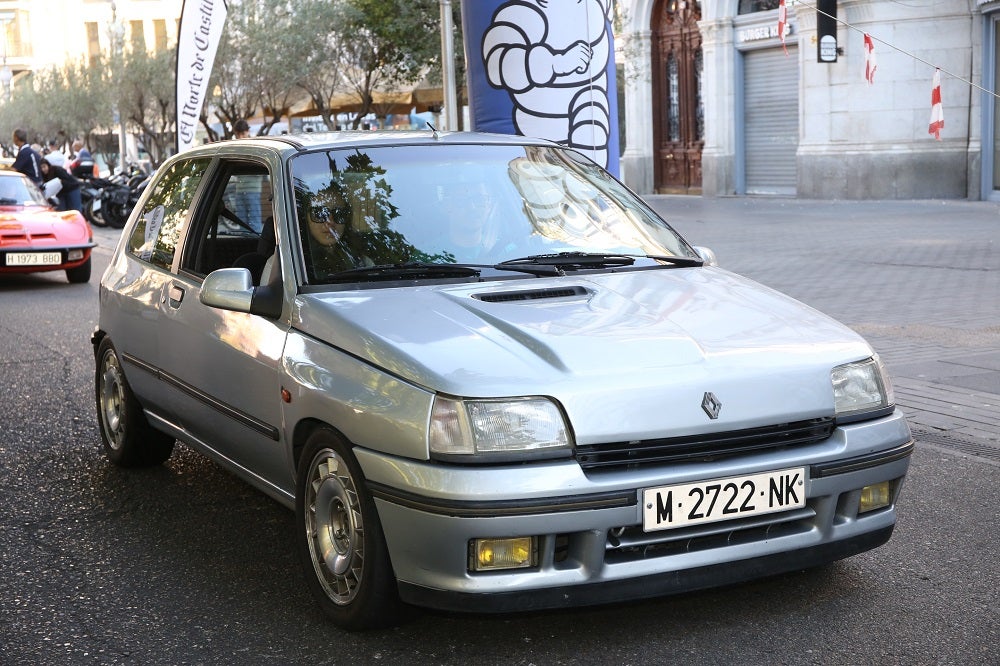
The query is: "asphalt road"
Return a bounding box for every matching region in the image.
[1,213,997,666]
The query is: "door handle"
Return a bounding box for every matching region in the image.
[168,284,185,308]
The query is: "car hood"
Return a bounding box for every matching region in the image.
[294,268,874,441]
[0,209,91,245]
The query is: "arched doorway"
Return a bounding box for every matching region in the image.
[652,0,704,194]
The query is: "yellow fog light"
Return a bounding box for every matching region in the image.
[859,481,892,514]
[469,537,537,572]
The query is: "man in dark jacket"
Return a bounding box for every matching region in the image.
[11,128,43,186]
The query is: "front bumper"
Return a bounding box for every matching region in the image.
[359,410,912,613]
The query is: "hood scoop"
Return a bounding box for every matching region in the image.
[473,286,589,303]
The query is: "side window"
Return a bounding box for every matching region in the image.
[182,163,274,281]
[127,158,210,270]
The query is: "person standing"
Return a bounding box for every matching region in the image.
[11,128,43,186]
[45,139,68,168]
[233,118,251,139]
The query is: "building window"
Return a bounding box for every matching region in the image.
[86,22,101,66]
[667,54,680,142]
[130,20,146,52]
[694,48,704,140]
[738,0,780,13]
[153,19,168,52]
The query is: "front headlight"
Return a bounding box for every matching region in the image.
[429,395,572,460]
[831,357,894,420]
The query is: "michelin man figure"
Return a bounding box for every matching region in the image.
[482,0,615,169]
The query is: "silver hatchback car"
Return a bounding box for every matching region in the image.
[94,131,912,630]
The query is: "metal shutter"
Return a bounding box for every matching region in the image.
[743,47,798,195]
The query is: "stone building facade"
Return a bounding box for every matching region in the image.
[617,0,996,200]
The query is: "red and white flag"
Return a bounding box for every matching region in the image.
[777,0,788,56]
[863,33,877,85]
[928,68,944,140]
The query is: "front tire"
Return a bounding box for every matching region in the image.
[296,428,400,630]
[95,338,174,467]
[66,257,92,283]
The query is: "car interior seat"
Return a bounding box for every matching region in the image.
[232,219,276,285]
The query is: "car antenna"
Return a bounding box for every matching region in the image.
[426,122,440,140]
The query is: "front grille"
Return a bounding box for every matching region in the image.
[575,417,834,471]
[604,505,817,564]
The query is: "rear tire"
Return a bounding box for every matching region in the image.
[295,428,401,630]
[66,258,92,283]
[84,197,105,227]
[95,338,174,467]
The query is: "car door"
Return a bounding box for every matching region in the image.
[106,157,211,419]
[156,157,293,496]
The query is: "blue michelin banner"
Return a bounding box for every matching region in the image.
[461,0,621,176]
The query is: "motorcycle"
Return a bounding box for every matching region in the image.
[80,163,151,229]
[80,176,110,227]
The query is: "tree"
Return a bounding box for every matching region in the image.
[243,0,309,136]
[0,0,464,160]
[120,48,176,165]
[293,0,349,131]
[205,3,261,139]
[337,0,453,128]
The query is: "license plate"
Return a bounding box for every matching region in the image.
[642,467,806,531]
[5,252,62,266]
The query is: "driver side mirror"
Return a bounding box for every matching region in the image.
[200,266,284,319]
[200,268,254,313]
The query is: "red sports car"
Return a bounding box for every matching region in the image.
[0,170,96,283]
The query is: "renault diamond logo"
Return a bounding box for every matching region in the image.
[701,392,722,419]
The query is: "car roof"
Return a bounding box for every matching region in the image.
[185,130,557,157]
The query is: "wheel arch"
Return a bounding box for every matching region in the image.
[291,417,355,483]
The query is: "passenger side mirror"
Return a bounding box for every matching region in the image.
[693,246,719,267]
[200,268,254,313]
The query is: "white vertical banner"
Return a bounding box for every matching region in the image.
[175,0,228,153]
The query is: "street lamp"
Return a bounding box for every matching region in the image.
[439,0,459,131]
[109,1,127,173]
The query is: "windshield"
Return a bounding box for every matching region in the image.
[0,173,49,207]
[290,143,697,284]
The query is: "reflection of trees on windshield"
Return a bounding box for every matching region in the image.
[296,150,432,280]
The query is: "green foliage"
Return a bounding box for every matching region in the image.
[0,0,461,159]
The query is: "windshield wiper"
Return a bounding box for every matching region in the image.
[498,252,636,269]
[641,254,705,267]
[325,262,482,283]
[0,197,20,205]
[499,252,703,270]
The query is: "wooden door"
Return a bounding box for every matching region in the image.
[652,0,704,194]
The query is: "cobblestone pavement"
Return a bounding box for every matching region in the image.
[645,196,1000,462]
